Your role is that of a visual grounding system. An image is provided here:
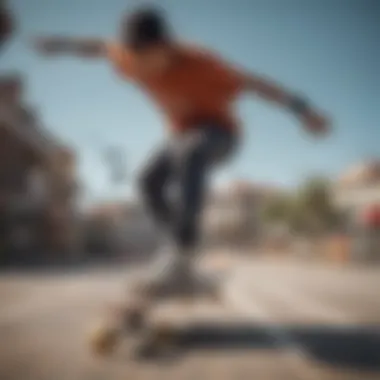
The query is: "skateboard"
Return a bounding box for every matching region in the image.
[88,272,224,358]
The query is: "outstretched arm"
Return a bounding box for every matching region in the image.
[204,48,330,136]
[242,73,330,136]
[31,36,107,58]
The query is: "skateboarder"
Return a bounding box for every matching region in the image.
[31,6,329,295]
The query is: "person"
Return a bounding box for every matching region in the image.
[31,6,329,295]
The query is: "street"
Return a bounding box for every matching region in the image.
[0,256,380,380]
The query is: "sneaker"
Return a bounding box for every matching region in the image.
[136,247,196,299]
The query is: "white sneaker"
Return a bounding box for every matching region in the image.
[136,247,196,298]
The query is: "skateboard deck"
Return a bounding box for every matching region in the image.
[132,296,235,359]
[88,273,229,357]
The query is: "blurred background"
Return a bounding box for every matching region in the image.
[0,1,379,379]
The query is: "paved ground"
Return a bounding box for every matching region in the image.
[0,256,380,380]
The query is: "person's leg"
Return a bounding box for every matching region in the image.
[136,127,236,297]
[138,144,174,231]
[173,126,237,256]
[135,144,179,295]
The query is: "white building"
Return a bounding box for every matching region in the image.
[332,161,380,218]
[332,161,380,263]
[203,181,281,246]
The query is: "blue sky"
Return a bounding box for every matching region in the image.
[1,0,379,205]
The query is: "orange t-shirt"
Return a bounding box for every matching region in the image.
[106,43,246,134]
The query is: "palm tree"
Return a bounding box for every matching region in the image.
[261,194,292,224]
[296,176,341,236]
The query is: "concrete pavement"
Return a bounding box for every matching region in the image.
[0,257,380,380]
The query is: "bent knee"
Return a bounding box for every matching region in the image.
[138,167,165,198]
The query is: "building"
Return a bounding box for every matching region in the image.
[83,200,160,261]
[81,180,283,258]
[332,160,380,263]
[0,73,82,265]
[332,160,380,217]
[203,180,281,247]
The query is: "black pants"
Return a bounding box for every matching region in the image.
[139,125,238,253]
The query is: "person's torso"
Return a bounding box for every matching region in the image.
[111,44,241,134]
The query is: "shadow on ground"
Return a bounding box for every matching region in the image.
[148,323,380,372]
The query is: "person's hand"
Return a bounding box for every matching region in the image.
[301,109,331,137]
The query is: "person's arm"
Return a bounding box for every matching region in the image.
[31,36,107,58]
[202,47,330,136]
[32,36,134,80]
[242,73,330,136]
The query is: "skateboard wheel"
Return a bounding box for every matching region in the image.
[88,323,120,356]
[151,322,177,347]
[135,324,176,359]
